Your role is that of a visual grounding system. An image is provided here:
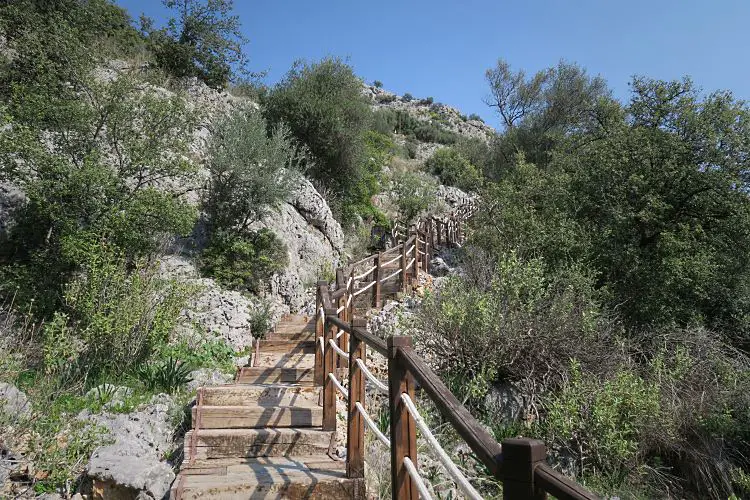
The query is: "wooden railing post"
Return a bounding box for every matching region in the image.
[373,252,382,308]
[400,241,408,293]
[346,318,367,479]
[314,282,326,386]
[322,307,338,431]
[348,269,355,320]
[411,238,419,283]
[437,219,443,247]
[502,438,547,500]
[336,270,349,369]
[388,336,418,500]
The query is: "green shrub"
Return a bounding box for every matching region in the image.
[370,109,459,145]
[402,92,414,102]
[200,229,288,293]
[204,106,303,235]
[41,244,191,380]
[404,140,418,159]
[425,148,483,191]
[468,113,484,122]
[545,362,661,483]
[156,330,236,371]
[375,93,397,104]
[420,97,434,105]
[391,171,438,223]
[373,80,383,88]
[135,357,193,394]
[0,72,198,317]
[144,0,247,88]
[264,57,371,198]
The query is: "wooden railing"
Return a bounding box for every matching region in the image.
[314,210,597,500]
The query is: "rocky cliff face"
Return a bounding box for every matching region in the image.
[363,84,496,142]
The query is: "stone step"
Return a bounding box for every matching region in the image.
[172,456,361,500]
[193,404,322,429]
[236,367,314,385]
[201,384,318,407]
[256,339,315,354]
[184,427,334,460]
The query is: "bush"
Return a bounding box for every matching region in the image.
[0,72,198,317]
[42,244,191,381]
[391,171,438,223]
[263,57,371,198]
[405,140,418,159]
[200,229,288,293]
[402,92,414,102]
[204,106,303,235]
[370,109,459,145]
[417,251,620,411]
[420,97,434,105]
[375,93,397,104]
[468,113,484,122]
[425,148,483,191]
[135,357,193,394]
[144,0,247,88]
[373,80,383,88]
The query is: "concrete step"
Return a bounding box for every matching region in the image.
[172,456,362,499]
[201,384,319,407]
[236,367,314,385]
[184,427,334,460]
[193,404,322,429]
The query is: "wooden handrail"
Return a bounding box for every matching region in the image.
[535,464,598,500]
[312,204,597,500]
[396,345,504,476]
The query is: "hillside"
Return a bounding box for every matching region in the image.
[1,1,750,499]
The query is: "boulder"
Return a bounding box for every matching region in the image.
[0,383,30,419]
[83,394,178,500]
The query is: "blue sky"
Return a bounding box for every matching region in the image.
[118,0,750,129]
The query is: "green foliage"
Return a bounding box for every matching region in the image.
[485,59,614,175]
[204,106,303,234]
[156,330,236,371]
[42,244,191,381]
[371,108,460,145]
[144,0,247,88]
[373,80,384,88]
[200,229,289,293]
[425,148,483,191]
[0,72,198,316]
[545,362,661,482]
[402,92,414,102]
[468,113,483,122]
[391,171,438,223]
[418,252,616,407]
[135,357,193,394]
[264,57,371,199]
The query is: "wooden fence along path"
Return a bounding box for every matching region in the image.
[172,207,599,499]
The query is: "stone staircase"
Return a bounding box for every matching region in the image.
[171,315,363,499]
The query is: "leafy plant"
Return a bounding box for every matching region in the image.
[200,229,289,293]
[425,147,483,191]
[135,357,193,394]
[144,0,248,88]
[391,171,438,223]
[204,105,303,235]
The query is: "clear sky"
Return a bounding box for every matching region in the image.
[117,0,750,129]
